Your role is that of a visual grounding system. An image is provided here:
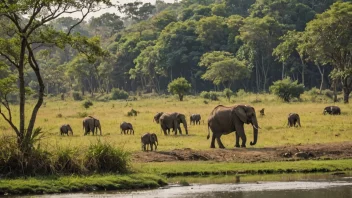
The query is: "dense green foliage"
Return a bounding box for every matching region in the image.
[269,78,305,102]
[111,88,129,100]
[1,0,349,100]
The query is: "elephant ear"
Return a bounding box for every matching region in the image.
[234,106,247,123]
[177,113,185,122]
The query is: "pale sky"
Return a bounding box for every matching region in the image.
[69,0,175,19]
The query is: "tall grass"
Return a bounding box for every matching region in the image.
[0,136,130,177]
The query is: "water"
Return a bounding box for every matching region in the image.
[19,174,352,198]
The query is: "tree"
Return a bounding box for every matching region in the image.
[299,2,352,103]
[90,13,124,38]
[269,77,305,102]
[168,77,191,101]
[199,51,250,88]
[0,0,111,152]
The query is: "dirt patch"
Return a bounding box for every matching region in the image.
[132,142,352,163]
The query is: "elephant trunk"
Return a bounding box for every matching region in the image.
[250,117,259,146]
[182,117,188,135]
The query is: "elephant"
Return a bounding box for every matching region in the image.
[159,112,188,135]
[207,104,259,148]
[141,133,158,151]
[323,106,341,115]
[287,113,301,127]
[120,122,134,135]
[83,116,102,136]
[60,124,73,136]
[153,112,164,124]
[190,114,201,125]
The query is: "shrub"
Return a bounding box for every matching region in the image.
[52,147,83,174]
[72,91,83,101]
[167,77,191,101]
[84,140,130,173]
[323,89,334,99]
[82,100,93,109]
[237,89,247,97]
[223,88,233,101]
[111,88,129,100]
[200,91,219,101]
[77,112,88,118]
[269,78,305,102]
[56,113,63,118]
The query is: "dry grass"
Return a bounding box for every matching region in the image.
[1,93,352,152]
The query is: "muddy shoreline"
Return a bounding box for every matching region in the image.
[132,142,352,163]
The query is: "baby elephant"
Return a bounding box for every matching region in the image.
[288,113,301,127]
[60,124,73,136]
[190,114,201,125]
[323,106,341,115]
[141,133,158,151]
[120,122,134,135]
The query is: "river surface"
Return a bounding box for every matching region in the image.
[21,173,352,198]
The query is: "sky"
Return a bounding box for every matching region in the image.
[68,0,175,20]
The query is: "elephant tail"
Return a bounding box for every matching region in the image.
[207,123,210,140]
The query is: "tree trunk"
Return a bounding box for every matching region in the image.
[333,79,338,102]
[342,76,352,104]
[179,94,183,101]
[316,64,324,94]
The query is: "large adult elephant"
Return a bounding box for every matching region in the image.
[83,116,102,136]
[323,106,341,115]
[153,112,164,124]
[159,112,188,135]
[207,105,259,148]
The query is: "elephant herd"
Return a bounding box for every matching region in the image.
[286,105,341,128]
[59,104,342,151]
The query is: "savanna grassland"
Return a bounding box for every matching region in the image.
[1,93,352,195]
[2,93,351,152]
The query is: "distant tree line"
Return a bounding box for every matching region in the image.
[2,0,352,101]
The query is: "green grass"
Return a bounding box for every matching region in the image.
[133,159,352,176]
[0,174,167,195]
[1,93,351,152]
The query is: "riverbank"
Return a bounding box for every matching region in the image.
[0,174,167,196]
[1,159,352,196]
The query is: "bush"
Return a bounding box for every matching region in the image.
[84,140,130,173]
[0,137,131,177]
[200,91,219,101]
[111,88,129,100]
[237,89,247,97]
[82,100,93,109]
[167,77,191,101]
[223,88,233,101]
[77,112,88,118]
[269,78,305,102]
[72,91,83,101]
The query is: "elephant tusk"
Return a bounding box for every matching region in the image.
[252,125,260,130]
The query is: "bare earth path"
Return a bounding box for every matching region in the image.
[132,142,352,163]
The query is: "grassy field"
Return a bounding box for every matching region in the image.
[1,93,352,195]
[1,93,352,151]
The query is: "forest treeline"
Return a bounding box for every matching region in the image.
[2,0,352,97]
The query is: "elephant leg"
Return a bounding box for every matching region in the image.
[178,125,182,135]
[235,132,240,148]
[150,143,153,151]
[215,134,225,149]
[236,124,247,147]
[210,134,216,148]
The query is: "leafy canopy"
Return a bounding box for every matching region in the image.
[168,77,191,101]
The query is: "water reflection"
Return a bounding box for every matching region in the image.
[16,173,352,198]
